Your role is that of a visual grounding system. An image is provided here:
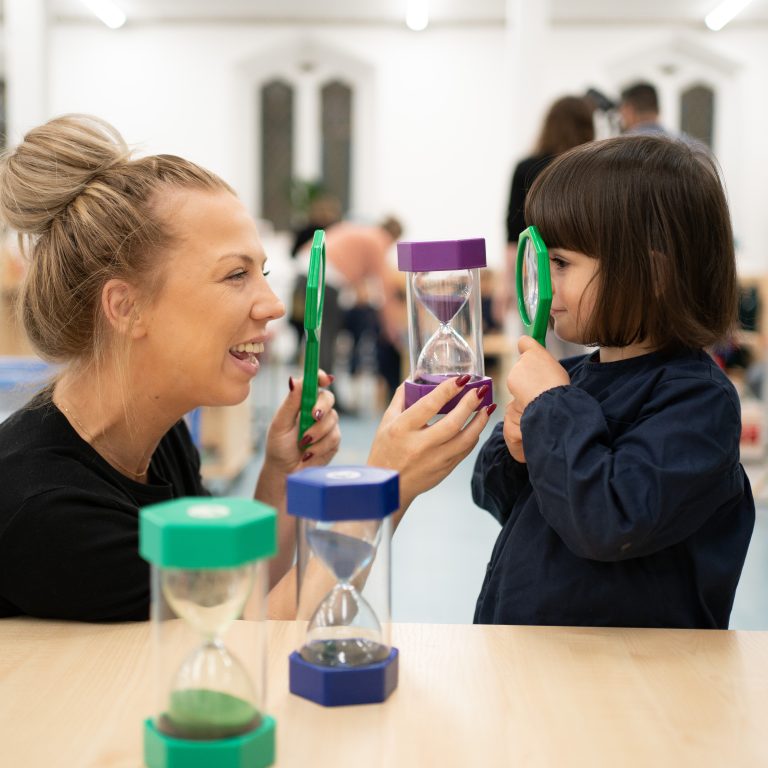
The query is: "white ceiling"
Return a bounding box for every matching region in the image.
[48,0,768,26]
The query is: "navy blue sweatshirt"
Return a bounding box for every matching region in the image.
[472,348,755,628]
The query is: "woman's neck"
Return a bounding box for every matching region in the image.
[53,365,183,483]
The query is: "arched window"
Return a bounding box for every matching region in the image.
[680,84,715,148]
[260,80,294,230]
[321,80,353,214]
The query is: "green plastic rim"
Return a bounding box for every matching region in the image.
[516,225,552,347]
[299,229,326,441]
[139,497,277,569]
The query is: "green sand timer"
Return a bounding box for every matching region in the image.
[140,498,276,768]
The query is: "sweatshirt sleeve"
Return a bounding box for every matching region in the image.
[521,378,744,562]
[472,422,531,526]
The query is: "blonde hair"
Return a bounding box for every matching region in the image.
[0,114,232,369]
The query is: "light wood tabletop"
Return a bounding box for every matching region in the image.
[1,619,767,767]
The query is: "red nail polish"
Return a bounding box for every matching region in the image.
[301,451,314,462]
[299,435,312,448]
[476,384,489,399]
[288,376,295,392]
[327,374,336,384]
[456,374,471,387]
[313,408,323,421]
[486,403,498,416]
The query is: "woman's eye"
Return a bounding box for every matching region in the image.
[227,270,248,281]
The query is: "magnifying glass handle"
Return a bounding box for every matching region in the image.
[299,335,320,439]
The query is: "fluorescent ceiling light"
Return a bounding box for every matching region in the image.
[79,0,126,29]
[406,0,429,31]
[705,0,754,31]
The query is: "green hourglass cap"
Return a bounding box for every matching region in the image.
[287,466,399,522]
[140,497,277,569]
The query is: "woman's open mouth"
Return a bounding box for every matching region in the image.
[229,341,265,371]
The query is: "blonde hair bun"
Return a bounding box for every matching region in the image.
[0,114,131,235]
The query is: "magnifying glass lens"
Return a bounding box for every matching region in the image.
[523,238,539,322]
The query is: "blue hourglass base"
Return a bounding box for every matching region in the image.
[289,648,399,707]
[404,376,493,412]
[144,716,275,768]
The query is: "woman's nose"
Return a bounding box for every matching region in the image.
[252,284,285,321]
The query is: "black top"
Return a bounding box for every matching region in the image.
[505,153,554,244]
[0,399,208,621]
[472,349,755,628]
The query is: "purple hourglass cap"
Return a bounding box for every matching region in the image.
[397,238,486,272]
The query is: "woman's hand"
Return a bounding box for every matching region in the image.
[263,370,340,476]
[257,370,340,589]
[367,376,496,520]
[507,335,570,410]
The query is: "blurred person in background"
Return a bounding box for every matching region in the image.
[292,216,405,411]
[494,96,595,354]
[619,81,668,136]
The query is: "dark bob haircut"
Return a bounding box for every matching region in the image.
[524,134,737,351]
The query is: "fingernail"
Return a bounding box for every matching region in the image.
[327,374,336,384]
[455,374,471,387]
[476,384,489,399]
[301,451,314,462]
[299,434,313,448]
[313,408,323,421]
[486,403,498,416]
[288,376,295,392]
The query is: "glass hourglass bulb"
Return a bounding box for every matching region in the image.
[413,269,476,382]
[160,567,261,740]
[300,523,390,667]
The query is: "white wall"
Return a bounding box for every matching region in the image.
[11,19,768,274]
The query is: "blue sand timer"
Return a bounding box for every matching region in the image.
[287,466,400,706]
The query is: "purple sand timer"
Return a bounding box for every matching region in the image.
[398,238,492,412]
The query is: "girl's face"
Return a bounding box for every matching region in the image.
[137,188,285,411]
[548,248,599,344]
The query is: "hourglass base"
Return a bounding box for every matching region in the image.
[289,647,399,707]
[145,715,275,768]
[405,376,492,413]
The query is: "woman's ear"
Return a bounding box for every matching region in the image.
[101,279,147,339]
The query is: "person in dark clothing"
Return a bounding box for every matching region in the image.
[473,134,754,629]
[495,95,595,328]
[0,115,492,622]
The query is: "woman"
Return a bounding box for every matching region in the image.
[0,115,493,622]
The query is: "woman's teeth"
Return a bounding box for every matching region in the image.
[231,342,264,354]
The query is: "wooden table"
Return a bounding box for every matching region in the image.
[1,619,767,767]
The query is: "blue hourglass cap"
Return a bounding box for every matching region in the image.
[287,466,399,522]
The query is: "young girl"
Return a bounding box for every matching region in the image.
[472,134,755,628]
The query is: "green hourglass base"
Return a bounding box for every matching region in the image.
[145,712,275,768]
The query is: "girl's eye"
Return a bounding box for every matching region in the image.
[550,256,567,270]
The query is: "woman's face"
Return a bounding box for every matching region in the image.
[138,188,285,409]
[548,247,599,344]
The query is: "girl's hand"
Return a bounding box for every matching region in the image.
[503,400,526,463]
[367,376,496,515]
[264,370,340,475]
[507,335,570,411]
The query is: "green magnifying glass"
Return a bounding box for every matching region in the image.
[298,229,326,442]
[516,225,552,347]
